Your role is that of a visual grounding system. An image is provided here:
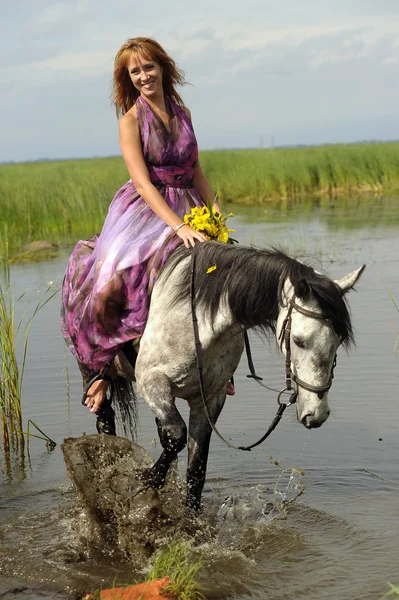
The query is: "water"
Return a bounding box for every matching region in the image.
[1,196,399,599]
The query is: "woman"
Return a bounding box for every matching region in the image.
[61,37,234,416]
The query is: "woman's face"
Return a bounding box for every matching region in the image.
[128,54,163,99]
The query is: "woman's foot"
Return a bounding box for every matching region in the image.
[84,378,109,414]
[83,363,116,414]
[226,381,235,396]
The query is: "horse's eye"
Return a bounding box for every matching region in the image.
[293,336,305,348]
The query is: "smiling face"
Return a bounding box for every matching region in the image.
[127,54,163,100]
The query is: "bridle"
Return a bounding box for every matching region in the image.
[277,296,337,403]
[190,247,338,452]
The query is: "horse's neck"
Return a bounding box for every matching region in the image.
[198,297,242,346]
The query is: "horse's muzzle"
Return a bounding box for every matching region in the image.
[299,407,331,429]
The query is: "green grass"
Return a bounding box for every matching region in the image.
[382,583,399,598]
[1,142,399,262]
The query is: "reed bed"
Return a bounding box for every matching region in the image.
[201,142,399,203]
[0,157,126,261]
[1,142,399,262]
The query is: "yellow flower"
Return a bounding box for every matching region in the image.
[182,205,235,243]
[218,230,229,244]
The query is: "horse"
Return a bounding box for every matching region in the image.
[78,243,365,511]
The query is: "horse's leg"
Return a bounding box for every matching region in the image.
[186,392,226,511]
[138,371,187,489]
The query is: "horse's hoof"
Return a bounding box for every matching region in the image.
[96,402,116,436]
[186,497,202,512]
[139,468,166,489]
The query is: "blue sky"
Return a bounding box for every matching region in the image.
[1,0,399,162]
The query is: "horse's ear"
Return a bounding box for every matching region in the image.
[334,265,366,295]
[294,279,310,299]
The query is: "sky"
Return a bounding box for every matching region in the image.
[1,0,399,162]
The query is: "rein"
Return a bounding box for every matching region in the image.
[190,245,336,452]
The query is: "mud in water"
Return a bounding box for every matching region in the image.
[61,434,197,564]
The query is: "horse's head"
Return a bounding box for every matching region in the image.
[276,265,365,429]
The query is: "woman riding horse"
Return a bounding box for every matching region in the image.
[61,36,234,417]
[61,37,365,511]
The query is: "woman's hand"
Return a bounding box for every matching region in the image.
[176,224,207,248]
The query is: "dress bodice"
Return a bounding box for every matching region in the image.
[136,96,198,169]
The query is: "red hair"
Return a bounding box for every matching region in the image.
[111,37,187,117]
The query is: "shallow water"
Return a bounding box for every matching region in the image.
[1,196,399,599]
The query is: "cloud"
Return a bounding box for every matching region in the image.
[1,0,398,161]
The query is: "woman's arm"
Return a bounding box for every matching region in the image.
[118,109,207,248]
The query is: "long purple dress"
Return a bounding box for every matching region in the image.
[61,96,203,372]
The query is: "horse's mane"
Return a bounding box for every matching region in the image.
[163,243,354,347]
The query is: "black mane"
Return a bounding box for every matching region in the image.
[164,243,354,347]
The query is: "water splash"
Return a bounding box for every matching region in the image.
[213,463,305,548]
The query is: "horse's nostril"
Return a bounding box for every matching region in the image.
[300,413,314,427]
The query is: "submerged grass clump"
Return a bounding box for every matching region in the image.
[86,539,204,600]
[1,142,399,262]
[146,540,205,600]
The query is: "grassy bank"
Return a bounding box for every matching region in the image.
[0,142,399,261]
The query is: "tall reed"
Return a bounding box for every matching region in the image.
[0,284,25,455]
[0,282,57,457]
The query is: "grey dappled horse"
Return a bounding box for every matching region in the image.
[79,244,364,510]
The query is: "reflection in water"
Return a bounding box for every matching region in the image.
[0,196,399,599]
[231,195,399,229]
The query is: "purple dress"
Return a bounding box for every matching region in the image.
[61,96,203,372]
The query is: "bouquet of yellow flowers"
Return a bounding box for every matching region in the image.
[183,204,235,243]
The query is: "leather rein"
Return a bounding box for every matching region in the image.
[190,247,337,452]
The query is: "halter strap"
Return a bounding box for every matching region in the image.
[279,296,337,399]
